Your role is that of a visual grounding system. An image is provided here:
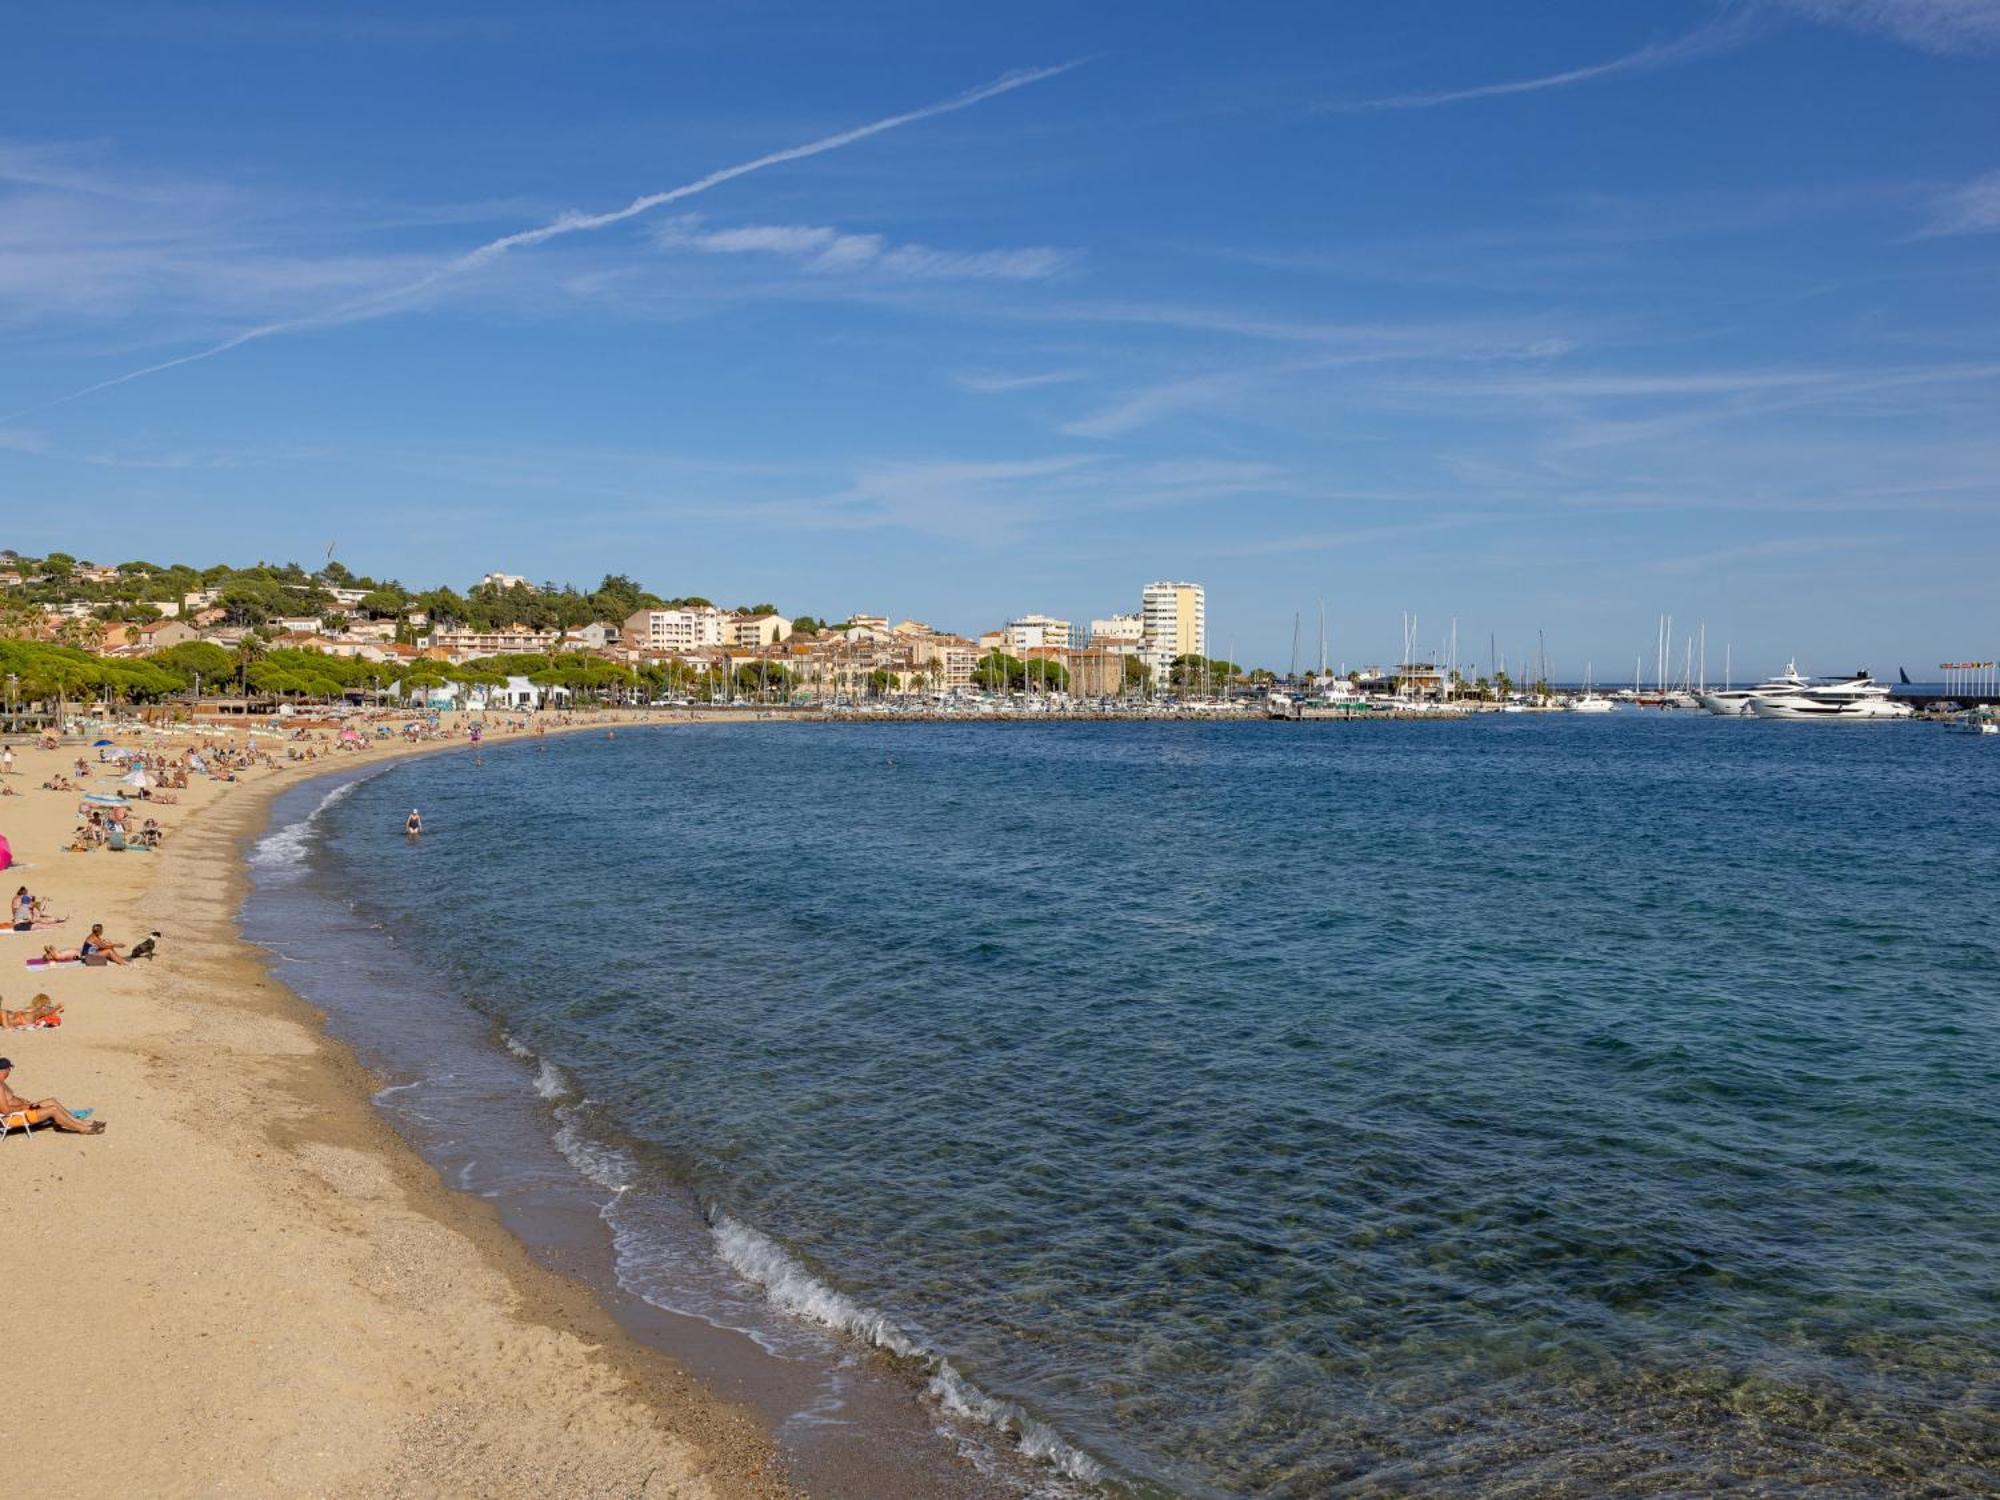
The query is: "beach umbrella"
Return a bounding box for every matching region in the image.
[82,792,129,807]
[92,738,114,746]
[122,768,155,789]
[0,834,11,870]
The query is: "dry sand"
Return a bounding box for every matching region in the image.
[0,712,799,1498]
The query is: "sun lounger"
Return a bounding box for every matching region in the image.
[1,1108,52,1140]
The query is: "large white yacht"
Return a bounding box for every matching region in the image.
[1698,661,1811,716]
[1749,670,1914,721]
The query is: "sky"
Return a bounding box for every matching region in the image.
[3,0,1997,678]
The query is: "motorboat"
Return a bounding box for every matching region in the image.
[1568,693,1617,713]
[1698,661,1812,716]
[1949,707,2000,735]
[1749,670,1915,721]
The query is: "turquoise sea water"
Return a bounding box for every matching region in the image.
[252,717,2000,1494]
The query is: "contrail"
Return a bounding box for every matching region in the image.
[1319,11,1758,112]
[18,62,1078,416]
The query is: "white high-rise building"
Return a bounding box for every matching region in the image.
[1140,581,1206,660]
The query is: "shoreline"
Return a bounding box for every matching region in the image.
[241,733,1066,1500]
[4,710,799,1497]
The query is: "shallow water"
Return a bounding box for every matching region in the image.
[259,717,2000,1494]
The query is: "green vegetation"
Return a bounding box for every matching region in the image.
[973,650,1070,692]
[0,552,682,635]
[1168,654,1240,690]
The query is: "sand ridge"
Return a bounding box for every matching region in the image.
[0,711,800,1498]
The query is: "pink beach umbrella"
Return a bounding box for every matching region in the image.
[0,833,13,871]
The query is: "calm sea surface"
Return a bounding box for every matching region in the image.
[249,717,2000,1495]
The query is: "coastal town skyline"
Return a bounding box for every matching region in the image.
[5,547,1944,686]
[5,3,1997,674]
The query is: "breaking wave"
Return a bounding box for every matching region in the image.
[249,777,361,878]
[711,1211,1107,1487]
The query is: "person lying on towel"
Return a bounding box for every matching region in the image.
[1,995,62,1028]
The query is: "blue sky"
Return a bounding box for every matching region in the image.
[3,0,1996,677]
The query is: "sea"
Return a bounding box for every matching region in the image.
[242,714,2000,1496]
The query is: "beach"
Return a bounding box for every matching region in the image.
[1,713,795,1499]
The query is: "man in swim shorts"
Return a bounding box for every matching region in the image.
[0,1058,103,1133]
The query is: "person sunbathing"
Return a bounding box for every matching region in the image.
[80,925,129,965]
[1,996,63,1028]
[0,1057,103,1133]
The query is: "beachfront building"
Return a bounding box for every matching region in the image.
[1141,581,1206,660]
[1005,613,1073,651]
[730,612,793,648]
[623,605,729,653]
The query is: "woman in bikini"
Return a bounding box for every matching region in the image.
[1,995,62,1027]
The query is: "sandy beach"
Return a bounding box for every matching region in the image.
[1,712,798,1498]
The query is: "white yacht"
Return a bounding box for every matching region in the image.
[1749,670,1914,721]
[1698,661,1812,716]
[1568,692,1616,713]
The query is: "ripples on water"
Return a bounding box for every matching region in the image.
[316,717,2000,1494]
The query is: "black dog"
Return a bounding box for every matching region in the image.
[128,931,161,961]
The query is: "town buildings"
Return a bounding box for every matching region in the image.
[1004,613,1073,651]
[622,606,729,652]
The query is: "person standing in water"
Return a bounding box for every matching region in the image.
[405,809,423,836]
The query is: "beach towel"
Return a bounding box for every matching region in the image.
[26,958,81,969]
[4,1015,60,1029]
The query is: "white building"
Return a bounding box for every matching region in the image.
[1141,581,1206,661]
[1005,613,1072,651]
[1089,612,1144,645]
[623,606,728,653]
[478,572,535,593]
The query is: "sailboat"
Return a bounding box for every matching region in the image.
[1568,660,1616,713]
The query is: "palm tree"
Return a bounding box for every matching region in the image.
[235,635,266,696]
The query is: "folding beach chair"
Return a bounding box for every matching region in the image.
[1,1108,45,1142]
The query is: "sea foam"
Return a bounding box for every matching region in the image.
[711,1211,1106,1487]
[249,777,362,878]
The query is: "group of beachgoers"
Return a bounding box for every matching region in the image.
[1,879,123,1136]
[0,731,206,1142]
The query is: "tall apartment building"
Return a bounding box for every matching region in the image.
[622,605,728,653]
[1005,613,1072,651]
[1141,582,1206,659]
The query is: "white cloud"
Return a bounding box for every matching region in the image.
[1774,0,2000,52]
[1923,170,2000,235]
[1060,371,1256,439]
[652,215,1072,281]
